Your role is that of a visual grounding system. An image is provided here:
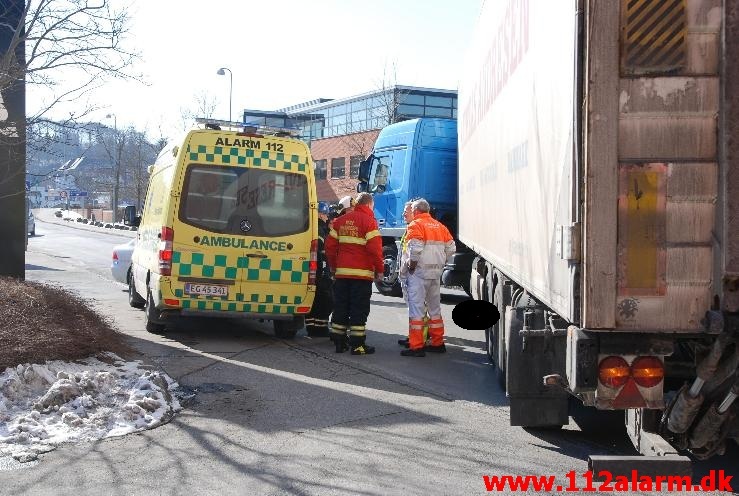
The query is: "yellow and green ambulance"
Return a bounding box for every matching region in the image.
[127,120,318,338]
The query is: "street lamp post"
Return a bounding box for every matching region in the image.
[105,113,121,223]
[217,67,233,122]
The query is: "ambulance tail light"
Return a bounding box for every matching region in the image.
[598,356,630,389]
[631,356,664,388]
[112,251,119,261]
[158,227,174,276]
[308,239,318,285]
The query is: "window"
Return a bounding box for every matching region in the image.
[368,147,407,193]
[426,95,452,107]
[179,165,309,237]
[425,107,452,118]
[350,156,363,178]
[314,159,327,180]
[331,157,345,178]
[397,104,424,117]
[400,93,424,105]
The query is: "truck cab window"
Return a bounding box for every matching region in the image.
[370,155,389,192]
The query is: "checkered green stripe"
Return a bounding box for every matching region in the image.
[178,300,297,314]
[172,251,309,283]
[187,145,307,172]
[173,287,303,305]
[171,250,308,309]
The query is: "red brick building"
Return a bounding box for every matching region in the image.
[309,129,380,201]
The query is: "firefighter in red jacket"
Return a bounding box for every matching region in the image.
[325,192,384,355]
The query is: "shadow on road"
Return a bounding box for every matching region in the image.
[25,263,63,272]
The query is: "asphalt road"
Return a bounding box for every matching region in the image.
[3,211,737,495]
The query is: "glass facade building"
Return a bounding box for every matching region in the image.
[243,86,457,143]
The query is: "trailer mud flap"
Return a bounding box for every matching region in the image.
[505,304,569,427]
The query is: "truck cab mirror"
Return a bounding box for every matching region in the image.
[358,155,372,182]
[123,205,140,227]
[356,182,368,193]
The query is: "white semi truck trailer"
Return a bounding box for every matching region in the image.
[459,0,738,470]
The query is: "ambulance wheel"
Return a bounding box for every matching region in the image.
[144,290,165,334]
[128,275,145,308]
[274,317,303,339]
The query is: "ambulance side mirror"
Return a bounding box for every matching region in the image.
[123,205,140,227]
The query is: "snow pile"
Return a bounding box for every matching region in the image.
[0,354,181,462]
[60,210,84,221]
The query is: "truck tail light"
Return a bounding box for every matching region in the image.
[308,239,318,285]
[631,356,664,388]
[598,356,630,389]
[158,226,174,276]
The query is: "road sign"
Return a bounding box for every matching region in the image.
[70,191,87,197]
[59,191,68,199]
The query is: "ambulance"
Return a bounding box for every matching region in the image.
[126,119,318,338]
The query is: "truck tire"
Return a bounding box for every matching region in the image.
[128,275,145,309]
[274,317,304,339]
[375,245,403,297]
[144,289,166,334]
[461,279,472,298]
[491,271,507,388]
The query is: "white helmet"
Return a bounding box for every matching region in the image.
[338,195,355,210]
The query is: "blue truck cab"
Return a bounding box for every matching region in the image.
[357,118,473,296]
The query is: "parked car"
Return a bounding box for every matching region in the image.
[111,239,135,284]
[27,211,35,236]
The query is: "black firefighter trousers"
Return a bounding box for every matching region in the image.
[330,278,373,347]
[305,276,333,335]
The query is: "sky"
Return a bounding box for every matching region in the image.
[27,0,482,138]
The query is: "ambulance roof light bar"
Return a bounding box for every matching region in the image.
[194,118,301,137]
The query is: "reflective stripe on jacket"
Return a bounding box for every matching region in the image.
[406,212,456,280]
[325,204,384,281]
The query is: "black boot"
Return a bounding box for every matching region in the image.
[334,335,348,353]
[351,344,375,355]
[401,348,425,357]
[312,327,330,337]
[424,344,447,353]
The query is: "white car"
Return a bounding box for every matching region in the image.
[111,239,136,284]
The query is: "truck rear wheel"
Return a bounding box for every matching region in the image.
[375,245,403,297]
[274,317,304,339]
[491,271,507,388]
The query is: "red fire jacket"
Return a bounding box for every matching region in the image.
[325,204,384,281]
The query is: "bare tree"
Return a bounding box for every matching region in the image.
[1,0,139,206]
[1,0,140,125]
[179,90,219,130]
[369,62,410,127]
[336,63,409,178]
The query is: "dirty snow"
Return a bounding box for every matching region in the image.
[0,354,181,462]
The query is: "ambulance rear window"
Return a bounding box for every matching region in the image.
[179,165,309,237]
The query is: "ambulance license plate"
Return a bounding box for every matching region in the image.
[184,283,228,297]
